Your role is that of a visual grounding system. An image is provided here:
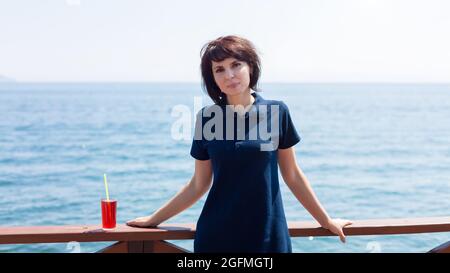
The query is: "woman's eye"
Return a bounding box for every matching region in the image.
[215,63,240,73]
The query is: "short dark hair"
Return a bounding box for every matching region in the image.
[200,35,261,105]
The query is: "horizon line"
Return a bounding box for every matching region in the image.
[1,80,450,85]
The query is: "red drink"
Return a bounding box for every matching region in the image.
[101,199,117,230]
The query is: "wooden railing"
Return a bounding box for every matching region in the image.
[1,216,449,253]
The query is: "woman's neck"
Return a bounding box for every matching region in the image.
[226,89,255,108]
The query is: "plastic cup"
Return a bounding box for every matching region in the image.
[101,199,117,230]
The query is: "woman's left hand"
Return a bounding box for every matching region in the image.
[323,218,353,243]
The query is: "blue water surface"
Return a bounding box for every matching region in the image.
[0,82,449,253]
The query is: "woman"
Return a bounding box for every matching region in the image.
[127,35,352,253]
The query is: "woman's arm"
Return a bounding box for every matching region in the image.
[278,147,352,243]
[126,159,213,227]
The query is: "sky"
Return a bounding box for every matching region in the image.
[0,0,449,82]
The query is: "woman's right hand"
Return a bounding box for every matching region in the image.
[126,216,159,228]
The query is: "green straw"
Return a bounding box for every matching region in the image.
[103,173,110,201]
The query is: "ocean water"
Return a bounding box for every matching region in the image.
[0,82,449,253]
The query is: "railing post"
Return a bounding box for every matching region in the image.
[428,241,450,253]
[127,241,144,253]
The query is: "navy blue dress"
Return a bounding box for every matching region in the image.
[190,92,301,253]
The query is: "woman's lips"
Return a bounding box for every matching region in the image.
[227,82,240,88]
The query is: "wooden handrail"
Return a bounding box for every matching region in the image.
[1,216,449,245]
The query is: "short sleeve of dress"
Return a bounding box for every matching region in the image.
[190,107,210,160]
[278,102,301,149]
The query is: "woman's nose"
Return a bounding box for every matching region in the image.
[224,69,235,79]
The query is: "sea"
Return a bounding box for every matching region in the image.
[0,82,449,253]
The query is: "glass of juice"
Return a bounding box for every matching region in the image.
[101,199,117,230]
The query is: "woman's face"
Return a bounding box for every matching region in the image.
[212,57,252,97]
